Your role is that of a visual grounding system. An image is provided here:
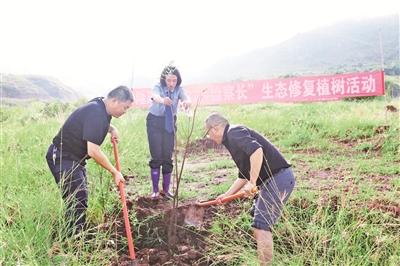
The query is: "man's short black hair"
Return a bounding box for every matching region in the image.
[160,65,182,88]
[107,86,134,102]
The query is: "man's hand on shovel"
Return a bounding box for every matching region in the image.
[243,181,257,197]
[109,126,119,143]
[111,169,125,186]
[213,184,258,206]
[185,184,259,227]
[215,193,227,205]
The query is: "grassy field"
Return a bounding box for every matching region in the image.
[0,97,399,265]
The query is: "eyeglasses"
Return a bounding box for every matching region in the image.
[202,127,212,138]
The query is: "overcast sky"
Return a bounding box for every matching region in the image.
[0,0,398,97]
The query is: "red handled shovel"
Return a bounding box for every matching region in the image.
[111,138,136,261]
[184,187,258,227]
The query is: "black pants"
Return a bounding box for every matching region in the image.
[46,144,88,236]
[146,113,176,174]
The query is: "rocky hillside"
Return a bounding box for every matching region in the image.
[1,74,81,101]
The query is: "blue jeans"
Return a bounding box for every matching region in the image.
[252,167,295,231]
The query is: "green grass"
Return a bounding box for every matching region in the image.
[1,97,399,265]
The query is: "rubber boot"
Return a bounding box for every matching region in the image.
[162,172,173,199]
[151,168,160,199]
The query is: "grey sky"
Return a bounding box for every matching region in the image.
[0,0,398,98]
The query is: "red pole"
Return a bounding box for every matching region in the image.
[112,138,136,260]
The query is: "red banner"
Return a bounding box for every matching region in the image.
[132,70,385,108]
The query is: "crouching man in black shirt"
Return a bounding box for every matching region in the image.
[205,113,295,266]
[45,86,134,236]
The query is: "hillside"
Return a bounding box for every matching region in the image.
[0,74,81,101]
[196,14,399,82]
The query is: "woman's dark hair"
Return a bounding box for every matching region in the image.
[160,65,182,88]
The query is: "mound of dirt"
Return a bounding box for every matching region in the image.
[113,196,228,265]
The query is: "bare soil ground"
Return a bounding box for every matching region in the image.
[114,196,245,265]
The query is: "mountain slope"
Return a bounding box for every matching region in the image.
[1,74,81,101]
[198,14,399,82]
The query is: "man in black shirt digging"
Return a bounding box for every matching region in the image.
[204,113,295,266]
[45,86,134,236]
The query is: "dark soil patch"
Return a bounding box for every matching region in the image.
[186,138,226,154]
[294,156,395,194]
[112,196,245,265]
[385,105,398,113]
[331,127,391,154]
[368,199,400,218]
[292,193,400,220]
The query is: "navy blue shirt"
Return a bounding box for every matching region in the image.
[52,97,112,163]
[222,124,291,186]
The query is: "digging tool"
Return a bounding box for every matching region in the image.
[111,138,136,262]
[184,187,258,227]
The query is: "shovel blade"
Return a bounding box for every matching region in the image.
[183,205,205,228]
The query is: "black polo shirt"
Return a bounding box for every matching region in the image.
[52,97,112,164]
[222,124,291,186]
